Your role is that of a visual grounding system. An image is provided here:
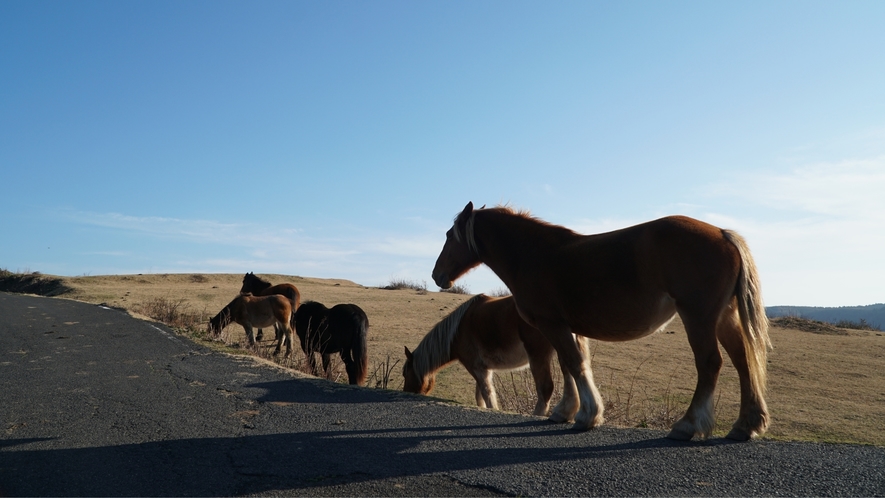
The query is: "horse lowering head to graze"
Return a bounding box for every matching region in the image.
[294,301,369,386]
[403,293,564,417]
[239,272,301,341]
[432,202,771,441]
[208,293,295,357]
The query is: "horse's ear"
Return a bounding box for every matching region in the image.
[404,346,413,360]
[460,202,474,218]
[455,202,474,232]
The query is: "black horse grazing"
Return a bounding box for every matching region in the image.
[294,301,369,386]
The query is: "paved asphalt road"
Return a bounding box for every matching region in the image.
[1,292,883,497]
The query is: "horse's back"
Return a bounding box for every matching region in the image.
[520,216,741,338]
[329,304,369,335]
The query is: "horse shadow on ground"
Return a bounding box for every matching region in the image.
[4,377,880,497]
[0,427,745,497]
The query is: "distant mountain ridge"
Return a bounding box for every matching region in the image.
[766,303,885,330]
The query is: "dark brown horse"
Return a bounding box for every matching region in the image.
[240,272,301,341]
[432,202,770,441]
[294,301,369,386]
[403,294,580,416]
[207,293,294,356]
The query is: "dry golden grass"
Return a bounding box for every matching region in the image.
[30,272,885,446]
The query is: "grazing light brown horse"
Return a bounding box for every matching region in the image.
[403,294,578,416]
[240,272,301,342]
[208,293,295,357]
[432,202,770,441]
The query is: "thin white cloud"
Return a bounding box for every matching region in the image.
[702,157,885,306]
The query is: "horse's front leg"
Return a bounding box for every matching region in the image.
[321,353,333,379]
[305,351,320,376]
[543,326,603,430]
[471,369,498,410]
[528,353,555,417]
[244,325,257,347]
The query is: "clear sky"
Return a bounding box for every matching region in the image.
[2,1,883,307]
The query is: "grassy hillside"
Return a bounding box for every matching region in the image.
[3,270,885,446]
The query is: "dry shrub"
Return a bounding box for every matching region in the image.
[440,284,471,295]
[493,357,684,430]
[138,296,204,331]
[382,278,427,294]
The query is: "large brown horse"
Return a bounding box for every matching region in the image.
[208,294,295,357]
[403,293,580,416]
[240,272,301,341]
[432,202,770,441]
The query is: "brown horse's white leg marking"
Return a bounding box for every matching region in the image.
[472,369,498,410]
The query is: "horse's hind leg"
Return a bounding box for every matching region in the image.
[669,313,723,441]
[717,303,769,440]
[272,323,283,355]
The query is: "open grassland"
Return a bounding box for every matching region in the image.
[6,271,885,446]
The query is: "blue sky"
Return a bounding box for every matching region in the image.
[2,1,883,307]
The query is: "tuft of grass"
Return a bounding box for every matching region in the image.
[488,287,512,297]
[440,284,471,295]
[382,278,427,294]
[835,319,881,331]
[368,355,401,390]
[137,296,204,331]
[494,354,684,430]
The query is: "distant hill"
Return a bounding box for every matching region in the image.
[766,303,885,330]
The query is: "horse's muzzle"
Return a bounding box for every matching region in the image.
[431,271,452,290]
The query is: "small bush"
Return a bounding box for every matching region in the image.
[488,287,512,297]
[138,297,203,331]
[382,278,427,293]
[440,284,471,295]
[835,319,881,331]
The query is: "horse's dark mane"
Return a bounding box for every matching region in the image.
[243,272,273,291]
[478,205,580,242]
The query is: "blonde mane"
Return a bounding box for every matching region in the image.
[412,294,485,378]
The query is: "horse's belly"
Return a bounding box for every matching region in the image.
[572,296,677,342]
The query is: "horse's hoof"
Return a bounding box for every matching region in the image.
[256,331,264,341]
[548,413,570,424]
[726,428,753,441]
[666,428,694,441]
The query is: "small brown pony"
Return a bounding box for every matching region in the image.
[403,293,579,416]
[240,272,301,341]
[208,293,294,357]
[432,202,770,441]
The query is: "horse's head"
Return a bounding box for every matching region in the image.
[402,346,435,394]
[432,202,482,289]
[207,309,229,338]
[240,272,257,294]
